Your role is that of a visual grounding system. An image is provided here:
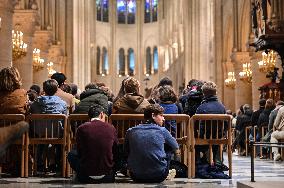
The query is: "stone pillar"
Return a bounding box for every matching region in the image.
[47,43,64,75]
[32,30,52,85]
[223,61,236,111]
[251,51,270,110]
[13,9,39,89]
[0,0,17,69]
[231,50,252,109]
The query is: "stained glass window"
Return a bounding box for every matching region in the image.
[144,0,158,23]
[117,0,136,24]
[146,47,152,75]
[118,48,125,75]
[153,46,158,73]
[102,47,109,75]
[96,47,101,75]
[97,0,109,22]
[128,48,135,76]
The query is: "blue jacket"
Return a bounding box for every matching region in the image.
[125,124,179,179]
[159,103,178,137]
[30,95,67,114]
[196,96,226,139]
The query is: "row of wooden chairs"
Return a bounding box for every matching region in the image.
[0,113,232,178]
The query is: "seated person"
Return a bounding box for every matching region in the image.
[270,105,284,161]
[67,104,118,183]
[29,79,67,173]
[124,104,180,183]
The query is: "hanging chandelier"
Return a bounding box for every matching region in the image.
[47,62,56,76]
[239,61,252,83]
[258,50,276,73]
[32,48,44,71]
[225,72,236,89]
[12,30,27,61]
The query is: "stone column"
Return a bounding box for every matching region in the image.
[47,43,64,74]
[0,0,17,69]
[32,30,52,85]
[223,61,236,111]
[13,9,39,89]
[231,50,252,109]
[251,51,270,110]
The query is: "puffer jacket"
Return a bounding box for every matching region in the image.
[113,93,150,114]
[30,95,67,114]
[74,88,108,114]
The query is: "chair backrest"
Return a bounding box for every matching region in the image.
[26,114,67,144]
[0,114,26,127]
[190,114,232,142]
[0,114,26,143]
[67,114,90,143]
[109,114,145,144]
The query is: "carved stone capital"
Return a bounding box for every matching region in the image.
[0,0,18,11]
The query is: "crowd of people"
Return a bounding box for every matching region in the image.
[0,66,282,183]
[232,98,284,161]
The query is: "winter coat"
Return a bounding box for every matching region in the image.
[179,89,203,116]
[30,95,67,114]
[257,108,274,129]
[112,93,150,114]
[74,88,108,114]
[196,95,226,139]
[0,89,28,114]
[159,102,178,137]
[236,110,253,131]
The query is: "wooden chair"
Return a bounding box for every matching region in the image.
[109,114,191,177]
[66,114,90,177]
[25,114,68,177]
[0,114,26,177]
[245,126,252,157]
[189,114,232,178]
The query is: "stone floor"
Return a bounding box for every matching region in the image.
[0,153,284,188]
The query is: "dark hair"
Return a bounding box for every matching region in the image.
[60,83,71,94]
[43,79,58,96]
[30,84,41,95]
[27,89,38,102]
[85,82,98,90]
[113,77,129,103]
[144,104,164,121]
[70,83,78,96]
[158,85,177,103]
[88,104,107,118]
[259,99,266,107]
[158,77,173,87]
[51,72,66,86]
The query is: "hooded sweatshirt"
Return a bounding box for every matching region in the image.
[113,93,150,114]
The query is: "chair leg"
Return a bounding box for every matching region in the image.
[62,145,66,177]
[21,134,25,177]
[191,147,195,178]
[25,133,29,177]
[228,144,232,178]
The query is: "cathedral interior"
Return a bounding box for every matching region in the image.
[1,1,284,187]
[1,0,284,112]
